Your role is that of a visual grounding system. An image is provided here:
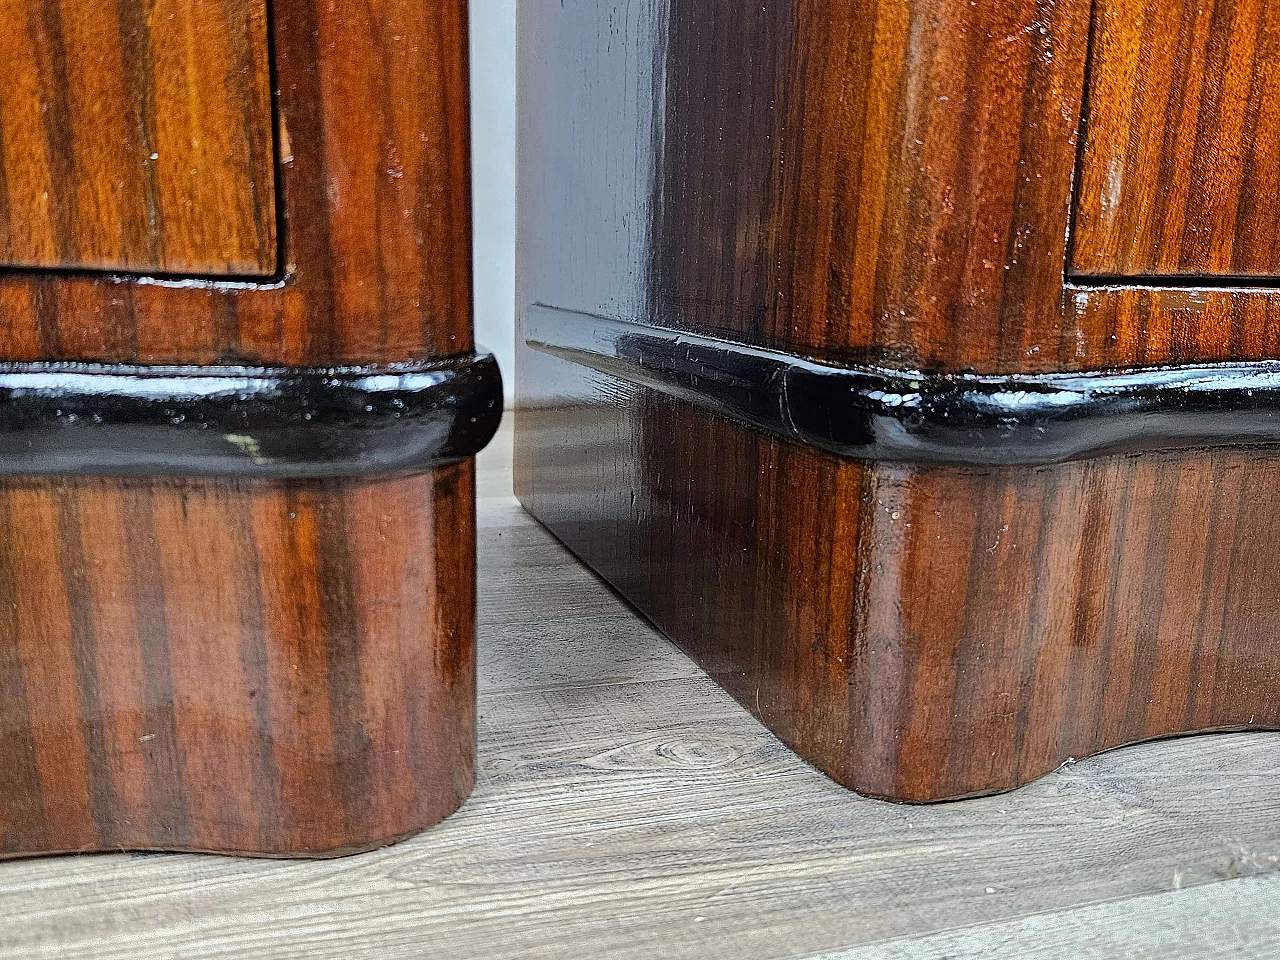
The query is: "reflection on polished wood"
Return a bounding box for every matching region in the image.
[515,0,1280,801]
[645,0,1280,372]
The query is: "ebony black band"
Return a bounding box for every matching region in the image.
[525,305,1280,467]
[0,352,502,478]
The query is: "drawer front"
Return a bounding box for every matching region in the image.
[0,0,277,277]
[1071,0,1280,279]
[0,0,473,367]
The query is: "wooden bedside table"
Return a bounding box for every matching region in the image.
[514,0,1280,802]
[0,0,500,857]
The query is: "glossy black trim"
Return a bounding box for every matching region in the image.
[525,305,1280,466]
[0,352,502,478]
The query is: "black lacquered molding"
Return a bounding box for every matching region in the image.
[525,305,1280,467]
[0,352,502,478]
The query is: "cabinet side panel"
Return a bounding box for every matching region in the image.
[650,0,1092,370]
[516,341,1280,801]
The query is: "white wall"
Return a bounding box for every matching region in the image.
[470,0,517,406]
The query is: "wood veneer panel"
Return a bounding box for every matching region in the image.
[1072,0,1280,279]
[640,0,1280,372]
[515,351,1280,801]
[650,0,1095,371]
[0,463,476,857]
[0,0,278,276]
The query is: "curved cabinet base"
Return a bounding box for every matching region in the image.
[0,463,476,857]
[515,345,1280,803]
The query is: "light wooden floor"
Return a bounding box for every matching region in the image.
[3,422,1280,959]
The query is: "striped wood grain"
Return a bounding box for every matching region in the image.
[514,353,1280,801]
[0,0,473,365]
[647,0,1280,372]
[0,464,476,858]
[0,0,278,275]
[1072,0,1280,278]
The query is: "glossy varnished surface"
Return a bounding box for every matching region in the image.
[0,463,475,857]
[0,0,278,276]
[516,0,1280,800]
[1072,0,1280,279]
[0,0,484,856]
[646,0,1280,372]
[0,353,501,479]
[527,305,1280,467]
[516,354,1280,801]
[650,0,1092,371]
[0,0,472,365]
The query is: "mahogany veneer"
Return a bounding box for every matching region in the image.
[514,0,1280,801]
[0,0,495,857]
[1072,0,1280,279]
[0,468,476,856]
[0,0,278,276]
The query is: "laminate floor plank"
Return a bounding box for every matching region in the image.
[829,872,1280,959]
[0,423,1277,959]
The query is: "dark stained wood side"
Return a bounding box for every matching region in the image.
[515,352,1280,802]
[0,0,278,276]
[1072,0,1280,279]
[0,463,475,857]
[652,0,1095,371]
[649,0,1280,373]
[0,0,473,366]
